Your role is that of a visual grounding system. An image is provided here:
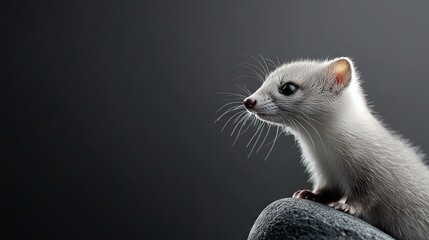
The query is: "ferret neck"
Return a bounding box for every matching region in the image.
[293,90,379,157]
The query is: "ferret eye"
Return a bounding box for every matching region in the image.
[279,83,298,96]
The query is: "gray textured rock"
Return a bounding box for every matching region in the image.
[248,198,394,240]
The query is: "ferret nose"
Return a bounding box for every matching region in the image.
[244,98,257,109]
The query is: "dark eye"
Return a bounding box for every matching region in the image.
[279,83,298,96]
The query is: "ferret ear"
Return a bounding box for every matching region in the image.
[328,57,353,94]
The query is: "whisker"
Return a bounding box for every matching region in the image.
[235,84,252,96]
[246,121,263,148]
[233,75,264,82]
[233,111,247,124]
[276,56,282,66]
[265,58,277,69]
[222,110,246,132]
[278,112,298,132]
[231,112,249,136]
[289,114,315,150]
[246,122,264,159]
[237,63,264,83]
[241,85,252,96]
[216,101,242,113]
[238,116,257,137]
[248,122,266,158]
[256,123,271,153]
[241,62,267,80]
[293,113,325,150]
[233,114,251,145]
[216,91,246,98]
[295,109,323,126]
[244,53,269,76]
[222,97,244,102]
[215,105,243,123]
[259,54,270,76]
[264,125,280,161]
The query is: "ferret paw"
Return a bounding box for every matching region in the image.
[333,202,356,215]
[292,189,318,201]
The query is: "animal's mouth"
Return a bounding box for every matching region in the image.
[255,112,273,117]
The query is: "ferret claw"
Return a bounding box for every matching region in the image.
[333,202,357,215]
[292,189,318,201]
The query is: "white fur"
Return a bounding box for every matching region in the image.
[247,57,429,240]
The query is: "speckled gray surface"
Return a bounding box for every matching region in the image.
[248,198,394,240]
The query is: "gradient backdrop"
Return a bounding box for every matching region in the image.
[3,1,429,239]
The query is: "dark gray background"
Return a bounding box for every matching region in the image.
[3,1,429,239]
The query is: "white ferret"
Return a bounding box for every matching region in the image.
[240,57,429,240]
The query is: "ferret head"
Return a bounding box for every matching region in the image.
[243,57,358,127]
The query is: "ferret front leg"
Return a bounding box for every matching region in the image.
[292,187,343,204]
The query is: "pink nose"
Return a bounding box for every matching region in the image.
[244,98,257,109]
